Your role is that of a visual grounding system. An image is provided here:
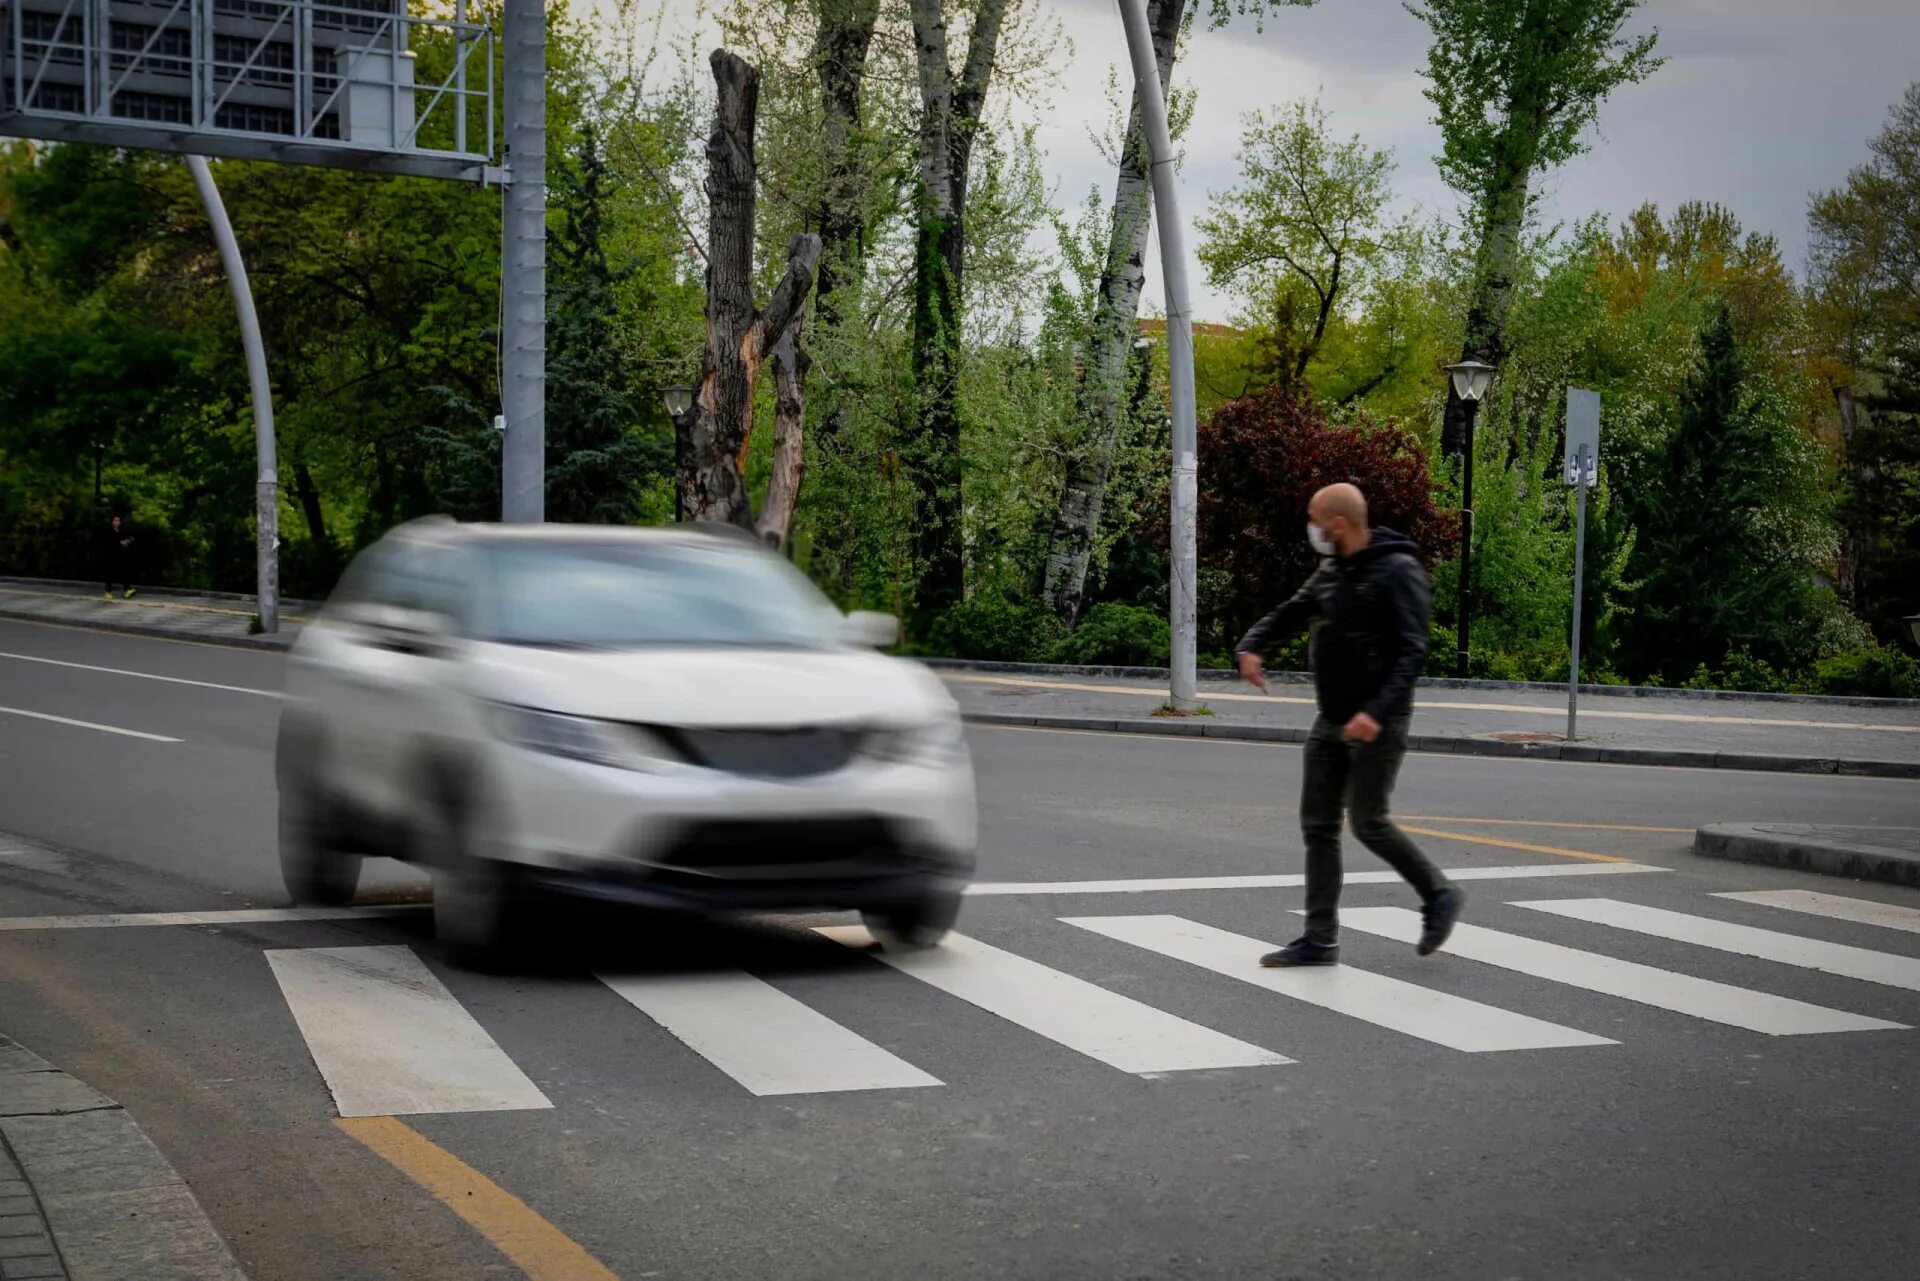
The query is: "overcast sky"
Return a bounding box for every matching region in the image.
[615,0,1920,324]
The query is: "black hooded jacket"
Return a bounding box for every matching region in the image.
[1233,526,1432,724]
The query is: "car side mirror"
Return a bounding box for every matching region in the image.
[341,603,454,656]
[841,610,900,649]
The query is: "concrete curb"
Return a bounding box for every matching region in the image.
[0,1035,246,1280]
[962,711,1920,779]
[922,657,1920,711]
[0,606,295,652]
[1694,824,1920,888]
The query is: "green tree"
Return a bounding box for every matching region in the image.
[1408,0,1661,458]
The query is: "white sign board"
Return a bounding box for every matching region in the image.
[1564,388,1600,487]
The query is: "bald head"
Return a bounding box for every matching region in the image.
[1307,483,1371,557]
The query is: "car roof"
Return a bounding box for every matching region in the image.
[390,518,767,552]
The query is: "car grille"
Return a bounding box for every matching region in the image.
[654,817,901,871]
[655,726,863,779]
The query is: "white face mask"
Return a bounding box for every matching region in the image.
[1307,522,1337,556]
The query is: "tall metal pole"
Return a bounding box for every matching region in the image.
[500,0,546,523]
[1455,399,1479,679]
[1566,444,1591,741]
[187,154,277,633]
[1117,0,1197,711]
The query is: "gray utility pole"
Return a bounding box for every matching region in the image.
[1117,0,1198,711]
[186,155,277,634]
[1564,388,1601,741]
[500,0,547,523]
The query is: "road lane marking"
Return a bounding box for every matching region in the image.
[0,703,182,742]
[0,906,420,931]
[817,925,1290,1074]
[965,862,1665,896]
[946,673,1920,733]
[1400,816,1693,834]
[598,969,941,1095]
[1715,890,1920,935]
[1067,915,1611,1053]
[1397,825,1635,864]
[337,1117,618,1281]
[266,945,552,1116]
[1513,899,1920,994]
[0,649,283,697]
[1337,907,1902,1037]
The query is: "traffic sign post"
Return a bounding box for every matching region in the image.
[1564,388,1601,741]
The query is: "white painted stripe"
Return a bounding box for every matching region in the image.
[1514,898,1920,994]
[265,945,551,1117]
[1714,890,1920,936]
[0,704,181,742]
[965,862,1666,897]
[1338,907,1902,1036]
[0,650,282,697]
[1066,915,1610,1053]
[598,969,941,1096]
[817,925,1289,1074]
[0,906,419,932]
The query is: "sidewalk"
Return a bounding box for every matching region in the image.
[0,581,302,650]
[944,669,1920,778]
[0,1035,244,1280]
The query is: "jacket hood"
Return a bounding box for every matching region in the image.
[1353,526,1422,563]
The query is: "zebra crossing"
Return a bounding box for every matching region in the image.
[260,887,1920,1118]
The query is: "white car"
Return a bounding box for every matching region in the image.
[275,519,976,962]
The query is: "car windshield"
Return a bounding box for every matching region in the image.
[482,540,846,649]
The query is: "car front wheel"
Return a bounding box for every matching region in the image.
[278,769,362,907]
[427,780,529,968]
[861,888,962,950]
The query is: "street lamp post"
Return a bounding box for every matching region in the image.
[664,385,695,523]
[1444,360,1495,680]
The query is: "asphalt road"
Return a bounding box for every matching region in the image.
[2,617,1918,1280]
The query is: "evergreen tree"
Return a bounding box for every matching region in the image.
[1628,305,1830,679]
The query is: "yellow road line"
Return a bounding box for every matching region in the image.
[1398,825,1636,865]
[1400,816,1692,834]
[338,1117,620,1281]
[0,587,309,622]
[944,673,1920,734]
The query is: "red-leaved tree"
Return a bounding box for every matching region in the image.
[1199,384,1458,646]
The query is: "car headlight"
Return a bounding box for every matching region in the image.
[486,704,682,772]
[863,718,969,766]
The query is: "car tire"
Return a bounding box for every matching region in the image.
[861,888,962,950]
[278,751,362,907]
[427,777,528,969]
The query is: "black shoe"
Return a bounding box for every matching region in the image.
[1418,887,1465,956]
[1260,938,1339,968]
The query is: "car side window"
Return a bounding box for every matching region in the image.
[391,543,475,635]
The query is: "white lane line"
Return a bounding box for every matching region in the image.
[966,862,1666,897]
[1514,898,1920,994]
[0,704,182,742]
[265,945,551,1117]
[1338,907,1902,1037]
[598,969,941,1096]
[816,925,1289,1074]
[1067,915,1610,1053]
[1714,890,1920,936]
[0,650,282,697]
[0,906,420,932]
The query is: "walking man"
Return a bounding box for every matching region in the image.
[101,513,136,600]
[1235,482,1463,966]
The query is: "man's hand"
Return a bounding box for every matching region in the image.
[1236,652,1268,693]
[1342,711,1381,743]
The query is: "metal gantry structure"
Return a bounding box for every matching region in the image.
[1,0,545,630]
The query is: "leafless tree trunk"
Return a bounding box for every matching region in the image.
[815,0,881,333]
[906,0,1010,616]
[1041,0,1184,625]
[680,50,823,528]
[1442,147,1533,458]
[757,320,811,547]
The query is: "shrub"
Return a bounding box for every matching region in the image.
[1054,602,1171,667]
[1813,646,1920,699]
[1681,649,1798,695]
[922,593,1065,662]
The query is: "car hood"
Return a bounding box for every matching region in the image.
[462,644,957,728]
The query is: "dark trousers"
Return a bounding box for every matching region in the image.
[1299,714,1447,945]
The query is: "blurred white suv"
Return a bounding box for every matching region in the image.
[275,519,976,961]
